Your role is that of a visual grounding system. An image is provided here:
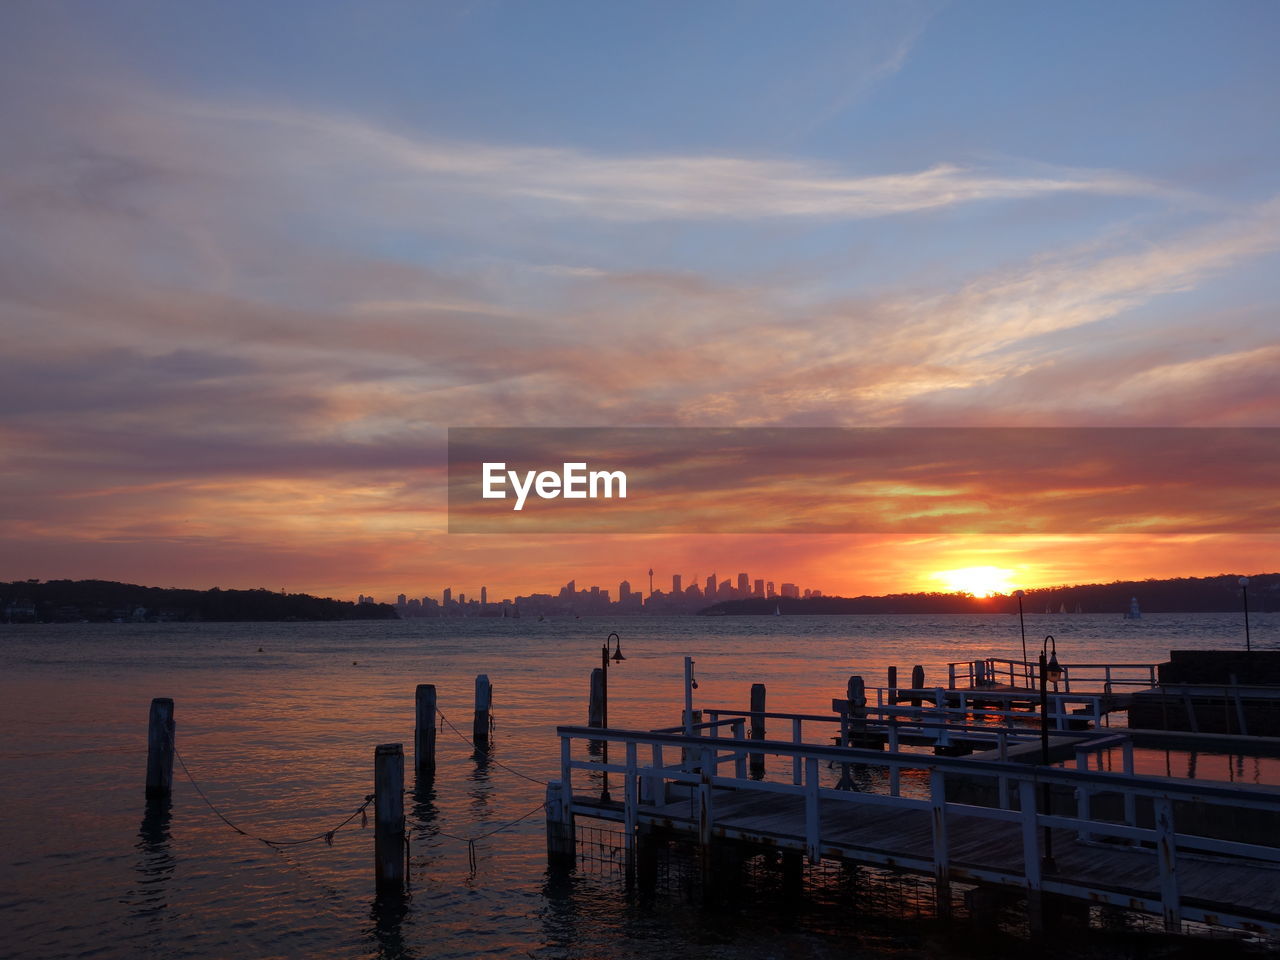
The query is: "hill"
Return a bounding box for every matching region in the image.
[0,579,399,623]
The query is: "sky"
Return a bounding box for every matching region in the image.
[2,1,1278,603]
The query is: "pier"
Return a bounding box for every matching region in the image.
[551,701,1280,936]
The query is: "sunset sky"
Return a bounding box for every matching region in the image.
[2,1,1278,603]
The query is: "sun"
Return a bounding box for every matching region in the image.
[933,566,1016,598]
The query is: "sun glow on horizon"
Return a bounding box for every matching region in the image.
[933,565,1017,597]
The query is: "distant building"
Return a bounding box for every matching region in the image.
[781,583,799,599]
[397,593,407,606]
[672,574,682,595]
[481,586,488,606]
[754,578,764,598]
[737,573,749,596]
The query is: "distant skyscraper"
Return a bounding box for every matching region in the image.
[672,573,682,595]
[619,580,632,601]
[766,581,776,598]
[481,586,487,605]
[737,572,749,596]
[781,583,798,599]
[443,588,452,606]
[648,568,654,596]
[753,578,764,598]
[706,573,716,595]
[397,593,407,606]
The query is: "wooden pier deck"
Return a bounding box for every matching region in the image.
[550,722,1280,936]
[580,784,1280,928]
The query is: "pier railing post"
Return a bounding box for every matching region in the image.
[791,718,803,785]
[698,745,715,879]
[624,742,638,854]
[374,743,405,895]
[648,744,665,804]
[910,665,925,707]
[681,710,702,765]
[473,674,492,749]
[145,698,175,798]
[414,684,437,775]
[1154,797,1181,932]
[749,683,766,776]
[930,768,951,918]
[731,719,747,778]
[1018,778,1044,933]
[804,756,821,863]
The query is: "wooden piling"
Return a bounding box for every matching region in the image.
[414,684,437,775]
[749,683,766,776]
[847,675,868,747]
[911,664,925,707]
[887,665,898,703]
[374,743,405,894]
[145,697,175,798]
[588,668,605,727]
[545,780,575,863]
[473,674,492,748]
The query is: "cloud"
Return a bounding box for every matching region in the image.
[3,77,1279,598]
[180,101,1175,221]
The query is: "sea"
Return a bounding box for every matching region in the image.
[1,612,1275,960]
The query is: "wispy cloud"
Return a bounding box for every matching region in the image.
[152,100,1174,222]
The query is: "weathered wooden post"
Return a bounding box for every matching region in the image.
[749,683,766,777]
[414,684,437,775]
[473,674,492,748]
[847,675,867,744]
[910,664,925,707]
[545,779,575,864]
[588,668,605,727]
[145,698,175,798]
[887,666,898,703]
[374,743,405,894]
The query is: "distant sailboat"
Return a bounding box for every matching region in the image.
[1059,602,1067,614]
[1074,602,1083,614]
[774,604,781,616]
[1124,597,1142,619]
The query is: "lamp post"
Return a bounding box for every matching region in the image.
[1039,634,1063,871]
[1240,577,1252,653]
[600,632,625,802]
[1015,589,1028,686]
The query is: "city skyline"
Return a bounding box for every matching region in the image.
[366,567,822,615]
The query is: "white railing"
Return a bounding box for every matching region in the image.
[553,723,1280,934]
[948,658,1160,694]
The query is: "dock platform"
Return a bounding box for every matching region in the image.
[550,721,1280,937]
